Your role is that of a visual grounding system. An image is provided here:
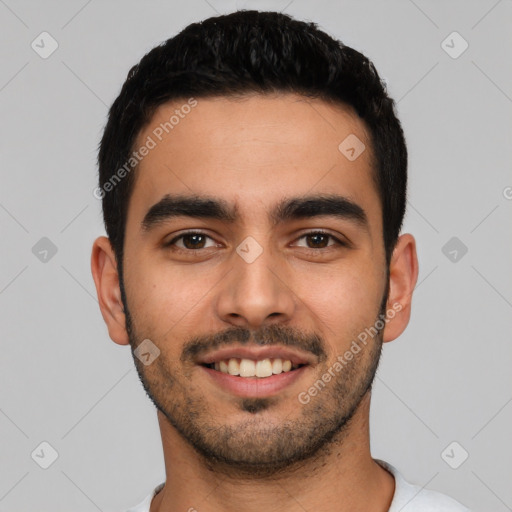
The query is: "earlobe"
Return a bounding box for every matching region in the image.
[382,233,419,343]
[90,236,130,346]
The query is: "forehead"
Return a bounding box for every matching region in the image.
[127,93,380,232]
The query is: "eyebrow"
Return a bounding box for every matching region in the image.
[141,193,369,233]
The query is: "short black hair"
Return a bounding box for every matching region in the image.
[97,9,407,277]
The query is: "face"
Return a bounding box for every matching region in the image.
[118,93,391,476]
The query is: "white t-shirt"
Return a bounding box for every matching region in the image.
[125,459,470,511]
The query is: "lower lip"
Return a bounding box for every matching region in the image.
[199,365,309,398]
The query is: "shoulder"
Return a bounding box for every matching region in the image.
[375,459,471,512]
[125,482,165,512]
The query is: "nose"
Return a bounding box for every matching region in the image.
[214,237,297,330]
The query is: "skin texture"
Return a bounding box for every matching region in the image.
[91,93,418,512]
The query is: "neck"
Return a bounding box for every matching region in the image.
[150,393,394,512]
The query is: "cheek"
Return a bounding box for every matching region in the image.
[126,258,218,335]
[298,266,383,337]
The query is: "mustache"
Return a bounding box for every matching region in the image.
[181,324,327,363]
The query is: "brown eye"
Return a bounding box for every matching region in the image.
[295,231,346,250]
[304,233,331,249]
[165,231,216,251]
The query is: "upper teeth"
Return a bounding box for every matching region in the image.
[213,358,295,378]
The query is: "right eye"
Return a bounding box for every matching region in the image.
[164,231,219,252]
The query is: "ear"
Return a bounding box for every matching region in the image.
[382,233,419,343]
[90,236,130,345]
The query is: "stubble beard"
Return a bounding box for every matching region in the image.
[121,275,387,479]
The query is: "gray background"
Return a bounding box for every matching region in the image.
[0,0,511,510]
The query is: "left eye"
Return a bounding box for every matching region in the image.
[294,232,344,249]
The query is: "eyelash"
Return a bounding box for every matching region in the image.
[164,230,348,253]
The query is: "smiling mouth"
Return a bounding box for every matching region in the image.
[201,358,307,378]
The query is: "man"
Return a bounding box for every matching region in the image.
[91,10,469,512]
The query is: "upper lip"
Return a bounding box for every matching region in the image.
[196,345,316,366]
